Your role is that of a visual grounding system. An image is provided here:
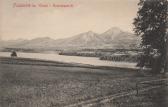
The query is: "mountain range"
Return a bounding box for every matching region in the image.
[0,27,140,50]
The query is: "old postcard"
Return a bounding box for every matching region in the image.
[0,0,168,107]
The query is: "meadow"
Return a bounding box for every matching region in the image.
[0,57,166,107]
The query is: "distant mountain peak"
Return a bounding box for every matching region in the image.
[1,27,140,49]
[81,30,96,35]
[86,30,94,34]
[76,31,97,38]
[103,27,122,35]
[33,37,52,40]
[31,37,54,41]
[109,27,121,30]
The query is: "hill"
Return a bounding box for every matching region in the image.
[0,27,140,50]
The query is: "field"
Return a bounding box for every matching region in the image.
[92,86,168,107]
[0,57,167,107]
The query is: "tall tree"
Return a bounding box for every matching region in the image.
[133,0,168,72]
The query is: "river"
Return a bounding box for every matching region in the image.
[0,52,137,68]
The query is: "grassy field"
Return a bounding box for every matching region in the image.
[91,86,168,107]
[0,57,167,107]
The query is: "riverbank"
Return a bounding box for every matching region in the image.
[59,50,139,63]
[0,57,167,107]
[0,56,138,71]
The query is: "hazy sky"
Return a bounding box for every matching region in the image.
[0,0,139,40]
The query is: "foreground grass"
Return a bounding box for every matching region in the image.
[93,86,168,107]
[0,57,166,107]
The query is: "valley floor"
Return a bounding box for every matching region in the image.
[0,57,168,107]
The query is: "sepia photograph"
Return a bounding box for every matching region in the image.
[0,0,168,107]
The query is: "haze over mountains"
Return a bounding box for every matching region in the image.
[0,27,140,50]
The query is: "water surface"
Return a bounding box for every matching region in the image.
[0,52,137,68]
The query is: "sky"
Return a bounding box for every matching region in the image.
[0,0,139,40]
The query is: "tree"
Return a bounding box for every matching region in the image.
[133,0,168,73]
